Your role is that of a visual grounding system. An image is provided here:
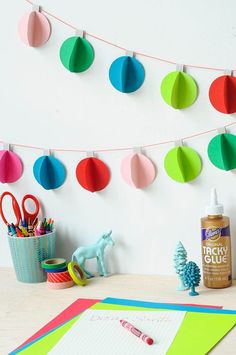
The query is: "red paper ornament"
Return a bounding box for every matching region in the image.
[76,157,110,192]
[209,75,236,114]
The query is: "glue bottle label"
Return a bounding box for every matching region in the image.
[201,225,232,288]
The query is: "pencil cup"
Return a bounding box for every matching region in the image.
[7,230,56,283]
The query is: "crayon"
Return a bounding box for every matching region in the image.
[28,223,34,237]
[37,221,45,235]
[120,320,154,346]
[16,227,24,238]
[20,226,29,237]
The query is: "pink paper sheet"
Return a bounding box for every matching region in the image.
[15,298,99,351]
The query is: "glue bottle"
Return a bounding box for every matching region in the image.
[201,188,232,288]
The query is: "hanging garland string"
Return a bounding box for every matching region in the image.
[23,0,236,72]
[16,2,236,190]
[2,121,236,153]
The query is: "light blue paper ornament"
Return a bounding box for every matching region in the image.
[33,155,66,190]
[109,54,145,93]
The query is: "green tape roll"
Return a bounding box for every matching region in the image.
[41,258,67,270]
[68,261,87,286]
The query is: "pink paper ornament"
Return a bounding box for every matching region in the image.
[121,152,156,188]
[18,7,51,47]
[0,150,23,183]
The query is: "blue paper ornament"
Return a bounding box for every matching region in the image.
[109,55,145,93]
[33,155,66,190]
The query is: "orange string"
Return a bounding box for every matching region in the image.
[19,1,236,153]
[24,0,234,71]
[2,122,236,152]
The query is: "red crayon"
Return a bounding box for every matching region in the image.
[120,319,154,345]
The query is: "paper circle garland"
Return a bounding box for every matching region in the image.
[109,56,145,93]
[121,153,156,188]
[18,10,51,47]
[164,146,202,183]
[209,75,236,114]
[76,157,110,192]
[160,71,198,109]
[33,156,66,190]
[208,133,236,170]
[60,36,94,73]
[0,150,23,183]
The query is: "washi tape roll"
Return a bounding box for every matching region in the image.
[47,280,74,289]
[47,271,72,283]
[41,258,67,270]
[68,261,87,286]
[44,267,67,273]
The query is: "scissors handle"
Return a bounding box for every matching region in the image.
[22,194,40,224]
[0,192,22,226]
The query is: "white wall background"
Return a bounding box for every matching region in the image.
[1,0,236,276]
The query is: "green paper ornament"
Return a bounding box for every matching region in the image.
[208,133,236,171]
[161,71,198,109]
[60,36,94,73]
[164,145,202,183]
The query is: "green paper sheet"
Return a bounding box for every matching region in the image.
[167,312,236,355]
[17,303,236,355]
[17,316,80,355]
[161,71,198,109]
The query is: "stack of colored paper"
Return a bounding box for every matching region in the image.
[10,298,236,355]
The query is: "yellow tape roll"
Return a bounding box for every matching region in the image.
[68,261,87,286]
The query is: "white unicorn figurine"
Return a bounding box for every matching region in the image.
[71,230,114,278]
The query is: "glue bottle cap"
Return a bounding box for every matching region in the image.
[206,188,224,215]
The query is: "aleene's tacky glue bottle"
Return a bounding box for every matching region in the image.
[201,188,232,288]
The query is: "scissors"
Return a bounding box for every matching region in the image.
[0,191,40,227]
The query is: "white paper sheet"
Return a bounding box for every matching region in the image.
[49,309,186,355]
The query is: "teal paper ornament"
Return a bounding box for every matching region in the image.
[109,55,145,93]
[33,155,66,190]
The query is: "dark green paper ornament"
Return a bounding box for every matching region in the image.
[208,133,236,171]
[60,35,94,73]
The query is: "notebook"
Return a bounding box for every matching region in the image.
[48,309,187,355]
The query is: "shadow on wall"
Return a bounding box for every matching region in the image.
[106,233,125,274]
[55,226,79,262]
[228,204,236,279]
